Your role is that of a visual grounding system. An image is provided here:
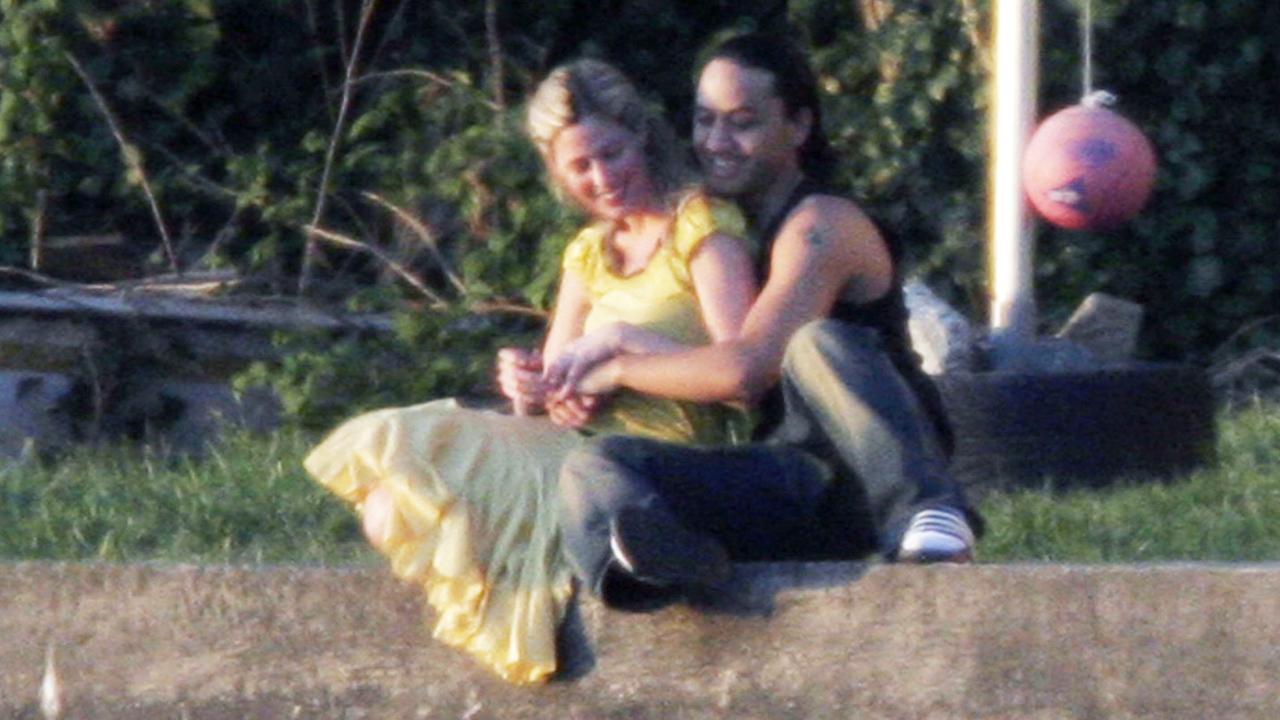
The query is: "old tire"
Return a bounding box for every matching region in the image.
[935,363,1217,494]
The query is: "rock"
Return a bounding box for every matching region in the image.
[903,279,977,374]
[1056,292,1144,364]
[0,371,76,459]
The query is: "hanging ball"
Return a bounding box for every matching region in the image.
[1022,98,1157,230]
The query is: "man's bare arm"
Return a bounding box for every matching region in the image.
[597,197,893,404]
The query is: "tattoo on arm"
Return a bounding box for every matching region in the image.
[806,226,825,247]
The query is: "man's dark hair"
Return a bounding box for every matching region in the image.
[700,32,837,185]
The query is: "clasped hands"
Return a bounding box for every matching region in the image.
[495,323,625,429]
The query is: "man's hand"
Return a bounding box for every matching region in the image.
[496,347,547,416]
[542,322,626,397]
[565,357,623,397]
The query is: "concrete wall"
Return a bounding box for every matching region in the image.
[2,561,1278,719]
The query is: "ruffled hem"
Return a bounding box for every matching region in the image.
[303,399,582,685]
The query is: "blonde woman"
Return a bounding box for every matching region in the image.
[304,59,757,684]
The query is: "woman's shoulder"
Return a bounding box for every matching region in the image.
[674,188,741,225]
[671,188,747,258]
[562,220,610,273]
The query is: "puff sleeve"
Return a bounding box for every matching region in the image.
[671,192,749,263]
[560,224,605,280]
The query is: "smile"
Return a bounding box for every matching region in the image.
[703,156,742,178]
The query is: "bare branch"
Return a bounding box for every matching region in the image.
[139,87,229,157]
[0,265,84,288]
[468,300,547,320]
[349,69,501,110]
[303,0,337,121]
[30,190,48,271]
[334,0,351,69]
[485,0,506,120]
[1211,315,1280,363]
[145,141,241,200]
[80,344,106,443]
[64,51,180,275]
[300,0,380,295]
[362,191,468,297]
[368,0,410,70]
[303,223,448,307]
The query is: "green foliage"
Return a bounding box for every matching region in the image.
[233,307,542,430]
[0,0,1276,426]
[791,0,1280,364]
[1027,0,1280,360]
[801,1,990,310]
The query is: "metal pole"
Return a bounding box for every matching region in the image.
[989,0,1040,339]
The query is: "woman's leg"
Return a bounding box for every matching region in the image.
[361,485,397,550]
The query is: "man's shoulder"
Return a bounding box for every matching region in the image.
[780,193,879,244]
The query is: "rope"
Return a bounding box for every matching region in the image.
[1081,0,1093,98]
[1079,0,1116,109]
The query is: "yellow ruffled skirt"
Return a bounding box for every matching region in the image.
[303,399,586,685]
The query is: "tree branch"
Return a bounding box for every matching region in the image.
[302,223,448,307]
[64,51,179,275]
[361,191,468,297]
[299,0,380,295]
[485,0,507,122]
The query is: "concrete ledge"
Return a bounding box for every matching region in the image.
[3,561,1278,718]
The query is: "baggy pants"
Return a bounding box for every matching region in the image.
[557,319,982,597]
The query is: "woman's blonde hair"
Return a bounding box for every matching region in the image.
[526,58,688,206]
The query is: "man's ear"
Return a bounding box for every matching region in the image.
[789,107,813,150]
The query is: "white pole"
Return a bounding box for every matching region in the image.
[989,0,1040,339]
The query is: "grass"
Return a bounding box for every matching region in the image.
[2,406,1279,564]
[977,403,1280,562]
[0,427,372,564]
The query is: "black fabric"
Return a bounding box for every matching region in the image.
[747,180,954,456]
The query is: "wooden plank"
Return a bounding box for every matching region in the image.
[0,289,392,333]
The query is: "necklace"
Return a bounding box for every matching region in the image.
[605,218,668,277]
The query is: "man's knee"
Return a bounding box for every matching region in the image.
[782,319,880,380]
[558,435,654,527]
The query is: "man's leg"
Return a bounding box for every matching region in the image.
[557,435,847,605]
[776,319,983,559]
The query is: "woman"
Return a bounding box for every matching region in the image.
[303,59,757,684]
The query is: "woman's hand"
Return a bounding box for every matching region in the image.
[545,393,602,429]
[496,347,547,415]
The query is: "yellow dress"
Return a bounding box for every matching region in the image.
[303,192,751,684]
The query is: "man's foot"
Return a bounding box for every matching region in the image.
[608,506,732,589]
[896,507,975,563]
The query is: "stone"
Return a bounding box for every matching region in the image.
[903,279,977,374]
[2,562,1279,719]
[1056,292,1144,364]
[0,371,76,459]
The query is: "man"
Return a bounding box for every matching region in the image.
[549,33,983,607]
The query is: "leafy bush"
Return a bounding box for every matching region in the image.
[232,307,543,430]
[2,0,1277,428]
[1028,0,1280,360]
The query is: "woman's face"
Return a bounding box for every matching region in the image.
[550,115,654,220]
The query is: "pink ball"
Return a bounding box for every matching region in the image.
[1022,104,1157,230]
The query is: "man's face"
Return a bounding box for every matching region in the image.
[693,58,809,203]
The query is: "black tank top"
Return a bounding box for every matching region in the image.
[750,179,955,456]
